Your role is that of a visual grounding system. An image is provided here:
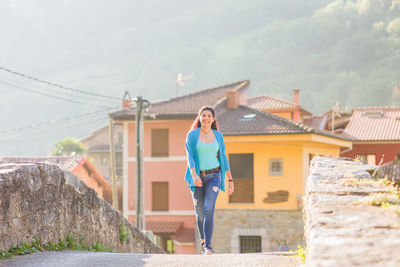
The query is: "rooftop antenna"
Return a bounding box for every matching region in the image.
[176,73,195,97]
[392,85,400,106]
[331,101,341,132]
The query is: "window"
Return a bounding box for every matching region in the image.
[359,154,376,165]
[269,159,283,176]
[152,129,169,157]
[239,236,261,253]
[118,132,123,144]
[116,153,123,176]
[152,182,169,211]
[362,110,384,118]
[229,154,254,203]
[367,155,376,165]
[101,155,108,165]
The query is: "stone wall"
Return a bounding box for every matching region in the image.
[213,209,304,253]
[304,156,400,266]
[0,163,163,253]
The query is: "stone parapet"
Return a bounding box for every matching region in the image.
[0,163,163,253]
[213,209,304,253]
[304,156,400,267]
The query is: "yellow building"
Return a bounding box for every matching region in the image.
[213,92,351,253]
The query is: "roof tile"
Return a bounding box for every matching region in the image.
[247,95,311,114]
[110,80,249,120]
[343,107,400,141]
[216,99,348,140]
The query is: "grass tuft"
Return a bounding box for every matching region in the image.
[0,234,112,260]
[294,245,306,263]
[119,224,131,244]
[369,193,400,206]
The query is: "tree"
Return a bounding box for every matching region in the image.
[50,137,87,156]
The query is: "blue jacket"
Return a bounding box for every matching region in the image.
[185,128,231,192]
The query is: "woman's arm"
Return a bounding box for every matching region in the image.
[190,167,203,187]
[186,131,202,187]
[220,133,234,194]
[226,170,234,195]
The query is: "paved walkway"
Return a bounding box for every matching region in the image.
[1,251,304,267]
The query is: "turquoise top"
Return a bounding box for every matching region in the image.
[196,138,220,171]
[185,128,231,192]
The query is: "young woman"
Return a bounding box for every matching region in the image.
[184,105,234,254]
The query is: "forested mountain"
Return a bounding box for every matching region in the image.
[0,0,399,156]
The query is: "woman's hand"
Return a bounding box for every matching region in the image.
[228,181,234,195]
[193,174,203,187]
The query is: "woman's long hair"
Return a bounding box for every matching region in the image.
[190,105,219,131]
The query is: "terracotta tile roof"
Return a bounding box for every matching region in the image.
[0,156,84,172]
[216,99,349,140]
[303,115,327,130]
[343,106,400,141]
[247,95,311,114]
[88,144,122,153]
[248,95,296,110]
[110,80,249,120]
[174,228,195,243]
[146,221,183,235]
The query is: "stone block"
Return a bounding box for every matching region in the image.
[305,156,400,266]
[0,163,163,254]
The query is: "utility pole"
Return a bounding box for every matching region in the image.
[133,96,150,231]
[108,115,118,210]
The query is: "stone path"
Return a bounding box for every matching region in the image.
[1,251,304,267]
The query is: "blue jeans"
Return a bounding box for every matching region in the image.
[192,171,221,247]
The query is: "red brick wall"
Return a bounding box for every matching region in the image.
[341,143,400,164]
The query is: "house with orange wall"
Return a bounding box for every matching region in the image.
[211,94,351,252]
[110,80,250,254]
[0,156,112,204]
[110,80,352,253]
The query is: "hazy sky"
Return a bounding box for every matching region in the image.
[1,0,399,156]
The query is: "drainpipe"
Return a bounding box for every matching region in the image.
[340,143,353,156]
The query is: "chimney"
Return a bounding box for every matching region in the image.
[238,89,247,106]
[227,91,239,109]
[122,91,132,109]
[293,88,301,122]
[293,88,300,105]
[122,99,131,109]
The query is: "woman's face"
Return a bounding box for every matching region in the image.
[200,110,215,128]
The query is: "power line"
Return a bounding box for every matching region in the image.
[0,75,118,104]
[0,106,118,134]
[0,66,121,100]
[0,78,114,108]
[0,117,108,140]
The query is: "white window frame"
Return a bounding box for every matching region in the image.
[269,158,283,176]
